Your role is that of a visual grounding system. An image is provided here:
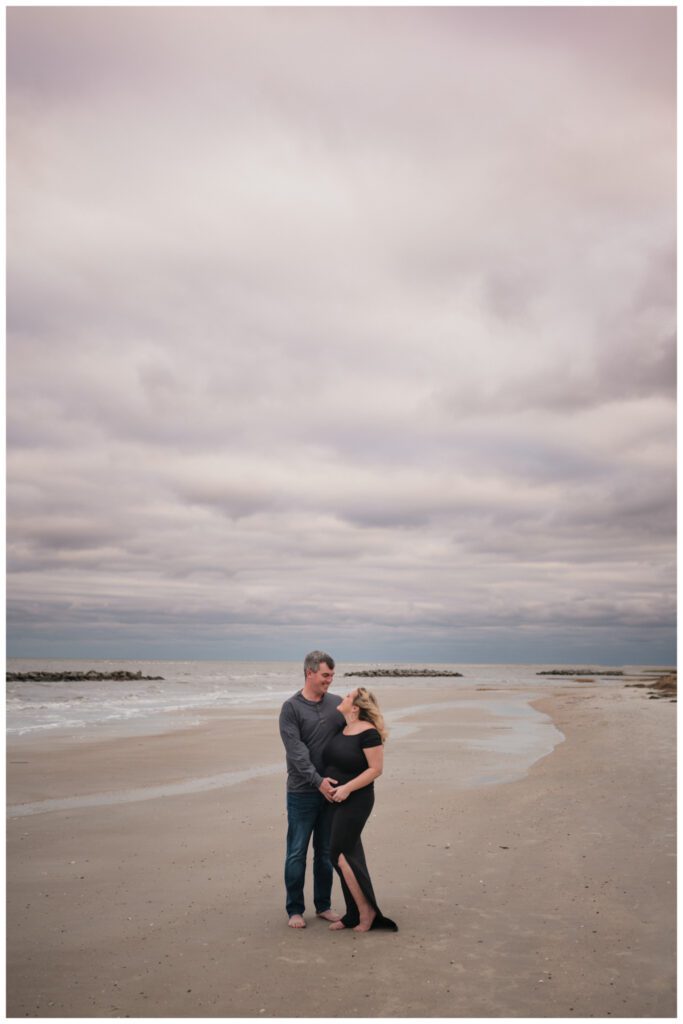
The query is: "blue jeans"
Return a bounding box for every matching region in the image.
[284,791,333,917]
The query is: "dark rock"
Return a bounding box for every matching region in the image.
[647,672,677,695]
[344,668,463,678]
[7,670,165,683]
[537,669,625,676]
[628,671,677,700]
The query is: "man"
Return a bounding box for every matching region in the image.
[279,650,345,928]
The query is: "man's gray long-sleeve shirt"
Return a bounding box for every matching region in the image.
[279,690,344,792]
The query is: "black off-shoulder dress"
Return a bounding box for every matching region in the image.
[323,727,398,931]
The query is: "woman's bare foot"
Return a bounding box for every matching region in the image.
[288,914,306,929]
[353,909,377,932]
[329,920,346,930]
[316,909,341,922]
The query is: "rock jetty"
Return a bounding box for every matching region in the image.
[344,668,463,678]
[536,669,624,677]
[6,670,164,683]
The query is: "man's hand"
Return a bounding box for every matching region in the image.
[319,777,338,802]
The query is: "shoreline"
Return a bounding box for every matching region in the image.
[7,681,676,1017]
[7,686,563,810]
[8,661,674,741]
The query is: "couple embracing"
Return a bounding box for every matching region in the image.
[278,650,398,933]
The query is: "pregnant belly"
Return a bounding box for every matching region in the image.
[325,765,355,785]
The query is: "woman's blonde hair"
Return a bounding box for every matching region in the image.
[353,687,388,743]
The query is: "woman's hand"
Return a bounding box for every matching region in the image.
[331,784,351,802]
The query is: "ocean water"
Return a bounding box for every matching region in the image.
[6,658,636,739]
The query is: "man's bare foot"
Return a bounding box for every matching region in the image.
[288,914,306,929]
[353,909,377,932]
[329,920,346,930]
[316,909,341,923]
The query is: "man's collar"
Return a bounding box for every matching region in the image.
[298,688,323,704]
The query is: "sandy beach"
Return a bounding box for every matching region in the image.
[6,679,676,1018]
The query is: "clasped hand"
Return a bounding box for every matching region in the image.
[319,777,338,802]
[319,777,350,803]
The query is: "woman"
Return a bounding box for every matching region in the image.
[323,687,398,932]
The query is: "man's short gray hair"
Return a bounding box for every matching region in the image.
[303,650,335,677]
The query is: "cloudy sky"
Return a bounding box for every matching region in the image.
[7,7,676,665]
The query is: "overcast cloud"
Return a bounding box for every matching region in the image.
[7,7,676,664]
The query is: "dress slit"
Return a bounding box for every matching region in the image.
[329,788,398,931]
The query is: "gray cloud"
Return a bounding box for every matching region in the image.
[7,7,676,663]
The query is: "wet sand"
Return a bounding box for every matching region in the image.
[6,682,676,1017]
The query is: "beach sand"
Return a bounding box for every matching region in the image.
[6,681,676,1018]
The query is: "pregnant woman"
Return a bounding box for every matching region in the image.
[323,687,398,932]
